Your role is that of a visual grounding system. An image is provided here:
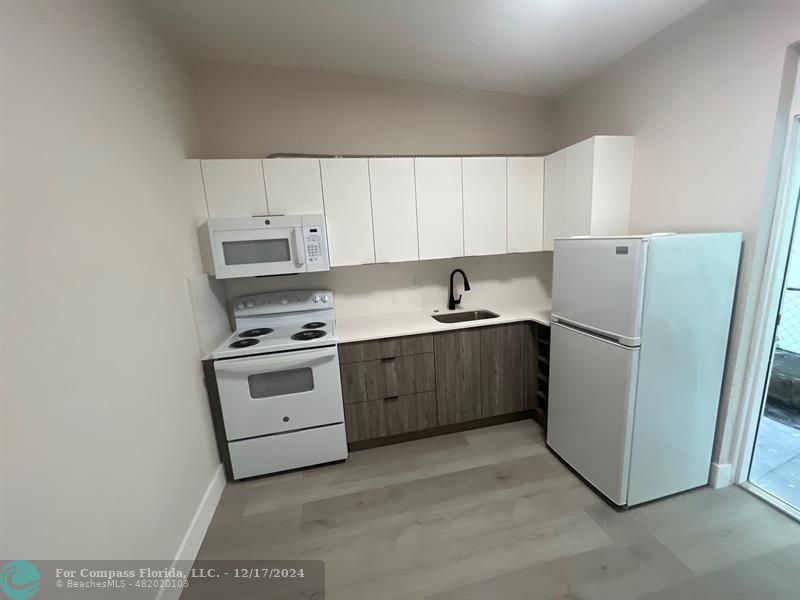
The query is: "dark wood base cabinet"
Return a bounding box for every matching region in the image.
[339,322,550,448]
[434,329,482,425]
[344,392,437,442]
[481,323,534,417]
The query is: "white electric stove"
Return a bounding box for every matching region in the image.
[213,289,338,359]
[205,289,347,480]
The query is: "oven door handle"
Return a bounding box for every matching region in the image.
[292,229,306,267]
[215,348,336,375]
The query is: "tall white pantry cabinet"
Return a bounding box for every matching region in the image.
[543,136,634,250]
[195,136,634,270]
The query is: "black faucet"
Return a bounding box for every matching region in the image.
[448,269,471,310]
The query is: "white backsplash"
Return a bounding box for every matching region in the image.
[222,252,553,320]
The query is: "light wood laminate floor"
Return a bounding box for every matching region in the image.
[195,421,800,599]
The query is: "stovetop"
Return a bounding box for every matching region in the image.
[212,319,337,359]
[211,289,338,359]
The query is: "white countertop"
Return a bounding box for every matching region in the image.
[336,301,552,343]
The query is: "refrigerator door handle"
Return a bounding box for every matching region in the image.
[552,316,636,348]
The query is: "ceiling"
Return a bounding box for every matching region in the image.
[146,0,704,97]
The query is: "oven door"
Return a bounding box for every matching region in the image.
[214,346,344,441]
[210,225,307,278]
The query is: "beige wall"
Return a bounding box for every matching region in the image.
[188,60,556,157]
[553,0,800,465]
[0,1,219,558]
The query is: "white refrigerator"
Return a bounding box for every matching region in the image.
[547,233,741,506]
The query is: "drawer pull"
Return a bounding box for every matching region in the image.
[383,395,399,401]
[381,356,396,362]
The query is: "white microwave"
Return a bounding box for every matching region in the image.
[204,215,329,279]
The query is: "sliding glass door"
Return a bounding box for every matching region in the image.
[749,203,800,512]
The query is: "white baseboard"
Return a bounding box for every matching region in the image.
[157,463,226,600]
[709,462,734,489]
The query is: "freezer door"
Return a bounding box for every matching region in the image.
[552,237,648,345]
[547,323,640,505]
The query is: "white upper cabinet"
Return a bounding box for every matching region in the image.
[507,157,544,253]
[414,157,464,260]
[320,158,375,267]
[589,136,635,235]
[543,136,634,248]
[563,138,595,237]
[543,150,566,251]
[368,158,419,263]
[201,159,267,218]
[462,157,507,256]
[196,145,628,269]
[262,158,324,215]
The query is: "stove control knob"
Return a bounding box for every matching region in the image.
[321,294,329,303]
[236,302,245,310]
[280,297,289,305]
[246,301,255,308]
[312,295,319,303]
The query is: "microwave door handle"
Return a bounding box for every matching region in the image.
[292,229,306,267]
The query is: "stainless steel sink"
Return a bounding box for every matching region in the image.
[432,310,499,324]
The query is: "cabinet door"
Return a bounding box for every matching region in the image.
[563,138,594,237]
[369,158,419,263]
[434,329,481,425]
[415,158,463,260]
[262,158,324,215]
[589,136,634,236]
[542,150,565,251]
[320,158,375,267]
[201,159,268,218]
[462,157,507,256]
[507,157,544,253]
[481,323,526,417]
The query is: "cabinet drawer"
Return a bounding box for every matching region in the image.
[338,334,433,364]
[340,353,435,404]
[344,392,437,442]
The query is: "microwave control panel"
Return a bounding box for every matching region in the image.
[303,226,328,271]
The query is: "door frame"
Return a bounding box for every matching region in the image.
[733,111,800,488]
